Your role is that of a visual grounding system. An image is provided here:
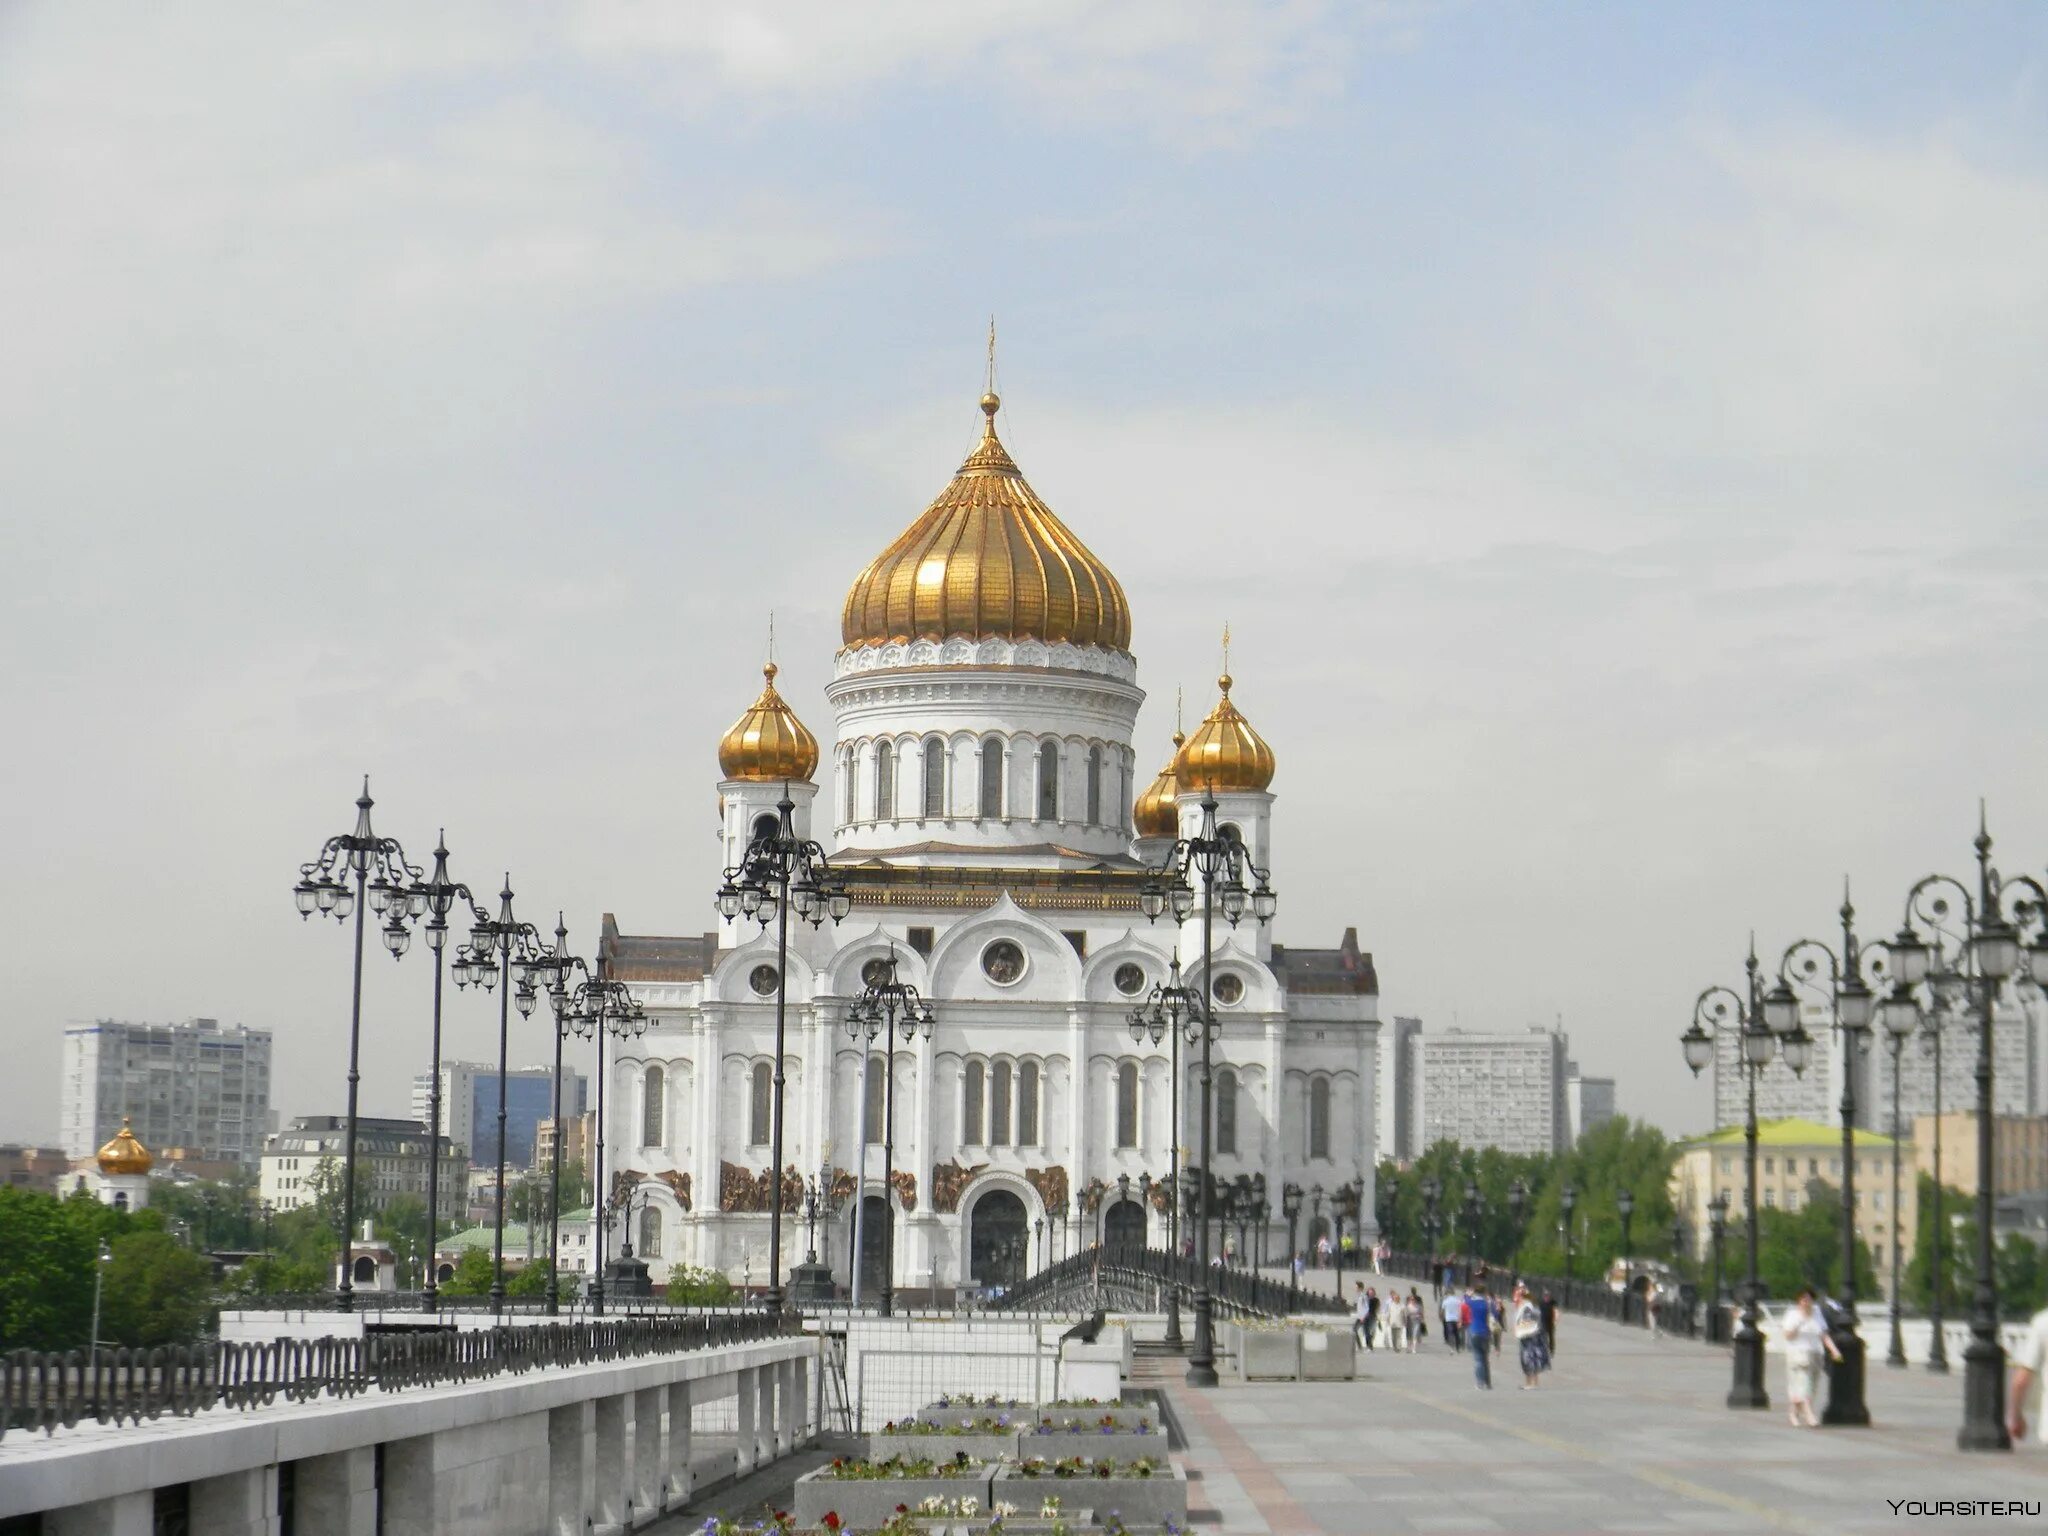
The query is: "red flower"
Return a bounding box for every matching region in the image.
[895,1503,909,1514]
[823,1516,842,1531]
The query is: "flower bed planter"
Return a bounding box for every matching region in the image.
[1024,1404,1155,1431]
[993,1460,1186,1529]
[792,1460,995,1529]
[1015,1427,1161,1460]
[1233,1326,1302,1381]
[867,1429,1017,1463]
[1299,1323,1357,1381]
[913,1397,1034,1425]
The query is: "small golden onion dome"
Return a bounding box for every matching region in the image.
[1132,731,1185,838]
[718,662,820,782]
[1175,674,1276,793]
[840,391,1133,653]
[96,1118,154,1177]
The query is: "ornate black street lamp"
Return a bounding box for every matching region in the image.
[519,917,577,1316]
[293,779,422,1311]
[555,971,646,1313]
[453,876,554,1315]
[1463,1180,1483,1277]
[846,951,934,1318]
[1141,793,1275,1387]
[1617,1189,1636,1324]
[1768,880,1880,1425]
[1253,1187,1270,1268]
[1560,1185,1577,1284]
[1683,939,1813,1409]
[1884,812,2048,1451]
[1880,1003,1913,1369]
[1130,953,1205,1349]
[1380,1170,1401,1252]
[1707,1190,1730,1344]
[1282,1181,1304,1303]
[1507,1178,1528,1263]
[1333,1182,1361,1292]
[1421,1176,1443,1282]
[407,834,479,1314]
[716,792,851,1311]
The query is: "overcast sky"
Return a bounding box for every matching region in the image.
[5,2,2046,1149]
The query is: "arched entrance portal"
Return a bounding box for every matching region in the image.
[858,1195,892,1297]
[970,1189,1029,1291]
[1104,1199,1146,1248]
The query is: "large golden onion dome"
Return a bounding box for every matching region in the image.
[718,662,820,782]
[96,1118,154,1177]
[840,392,1132,654]
[1175,674,1276,793]
[1132,730,1185,838]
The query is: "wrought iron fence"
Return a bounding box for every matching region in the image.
[992,1243,1348,1320]
[1377,1251,1709,1339]
[1,1311,801,1442]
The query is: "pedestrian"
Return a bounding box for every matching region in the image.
[1512,1282,1551,1389]
[1405,1289,1425,1352]
[1317,1233,1332,1270]
[1490,1291,1505,1355]
[1292,1249,1306,1287]
[2007,1298,2048,1443]
[1647,1282,1663,1340]
[1779,1287,1841,1428]
[1441,1286,1463,1349]
[1353,1282,1372,1347]
[1465,1285,1493,1389]
[1539,1290,1558,1355]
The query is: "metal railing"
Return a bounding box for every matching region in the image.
[992,1243,1348,1320]
[1,1311,801,1442]
[1376,1251,1709,1339]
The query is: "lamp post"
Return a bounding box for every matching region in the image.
[1463,1180,1483,1281]
[1254,1191,1270,1268]
[716,791,851,1312]
[1880,1010,1912,1369]
[1130,954,1205,1349]
[555,972,647,1313]
[260,1200,274,1255]
[453,876,554,1315]
[1381,1171,1400,1253]
[1770,880,1879,1425]
[846,950,935,1318]
[1560,1185,1577,1285]
[1422,1176,1442,1287]
[1885,812,2048,1451]
[293,778,422,1311]
[1282,1181,1304,1304]
[1707,1190,1729,1345]
[1617,1189,1635,1325]
[519,917,577,1316]
[1034,1216,1046,1273]
[407,834,478,1314]
[1507,1179,1528,1275]
[1682,938,1813,1409]
[1334,1183,1361,1293]
[1310,1183,1325,1276]
[1141,793,1275,1388]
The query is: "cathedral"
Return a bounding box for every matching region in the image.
[594,386,1380,1296]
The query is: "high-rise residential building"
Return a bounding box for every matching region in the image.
[259,1116,467,1223]
[1374,1016,1422,1165]
[61,1018,274,1167]
[411,1062,586,1168]
[1565,1060,1616,1144]
[1873,1004,2036,1129]
[1418,1025,1569,1156]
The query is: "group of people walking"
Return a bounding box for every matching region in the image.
[1353,1279,1557,1390]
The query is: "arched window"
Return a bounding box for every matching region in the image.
[875,741,895,820]
[1115,1060,1138,1149]
[963,1060,985,1145]
[990,1060,1013,1147]
[864,1054,885,1145]
[844,752,857,823]
[979,736,1004,818]
[1215,1067,1237,1156]
[639,1204,663,1258]
[1087,746,1103,824]
[641,1065,665,1148]
[1017,1061,1040,1146]
[923,738,946,817]
[749,1062,772,1146]
[1308,1076,1331,1160]
[1037,741,1059,821]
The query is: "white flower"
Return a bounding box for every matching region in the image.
[1041,1497,1064,1516]
[958,1498,980,1516]
[994,1503,1019,1518]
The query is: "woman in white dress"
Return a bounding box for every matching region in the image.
[1778,1288,1842,1428]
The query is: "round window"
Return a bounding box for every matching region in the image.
[748,964,780,997]
[981,940,1027,985]
[1212,972,1245,1006]
[861,957,894,989]
[1113,962,1146,997]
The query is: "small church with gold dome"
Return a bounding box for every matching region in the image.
[593,386,1379,1296]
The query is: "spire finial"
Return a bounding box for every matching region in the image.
[987,314,997,394]
[979,317,1001,435]
[1219,622,1233,693]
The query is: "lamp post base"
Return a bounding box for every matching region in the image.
[1958,1340,2012,1452]
[1163,1289,1184,1351]
[790,1261,834,1307]
[1186,1291,1218,1388]
[1926,1323,1951,1373]
[1822,1325,1870,1426]
[1727,1329,1770,1410]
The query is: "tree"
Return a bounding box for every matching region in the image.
[1509,1118,1678,1280]
[376,1196,430,1287]
[1998,1232,2048,1321]
[663,1265,736,1306]
[1754,1183,1876,1301]
[230,1252,327,1298]
[439,1247,494,1297]
[1905,1174,1970,1312]
[99,1230,215,1347]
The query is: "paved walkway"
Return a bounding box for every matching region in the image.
[1148,1321,2048,1534]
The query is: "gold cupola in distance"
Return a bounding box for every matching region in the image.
[840,392,1132,654]
[1176,673,1276,793]
[96,1118,154,1176]
[718,662,820,782]
[1132,729,1185,838]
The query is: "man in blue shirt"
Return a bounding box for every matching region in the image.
[1464,1286,1493,1389]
